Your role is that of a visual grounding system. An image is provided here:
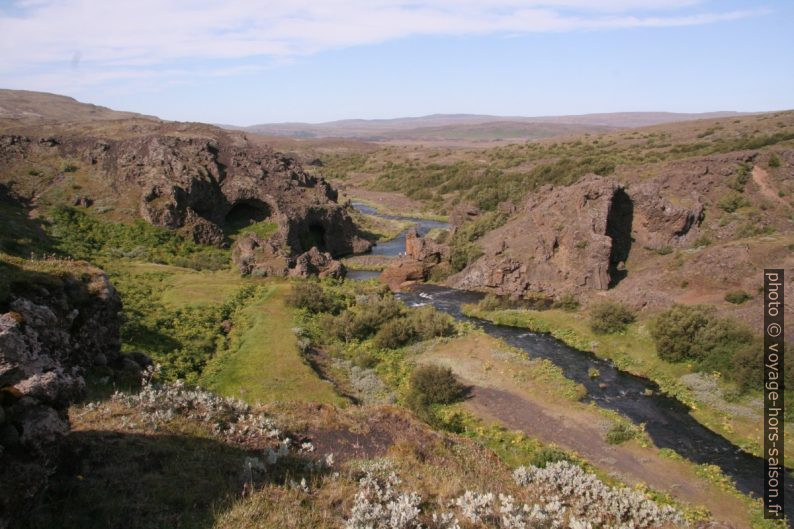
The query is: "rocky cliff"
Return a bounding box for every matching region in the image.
[0,120,372,278]
[0,258,138,527]
[448,173,704,297]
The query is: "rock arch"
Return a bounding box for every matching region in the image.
[225,199,272,232]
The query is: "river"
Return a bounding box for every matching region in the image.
[350,202,792,520]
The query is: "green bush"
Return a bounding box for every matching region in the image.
[288,281,345,314]
[373,307,455,349]
[733,339,794,392]
[589,301,636,334]
[552,293,580,312]
[717,192,750,213]
[349,295,404,339]
[373,317,417,349]
[726,163,751,192]
[768,154,781,168]
[478,293,510,311]
[724,290,752,304]
[450,242,483,272]
[406,364,465,409]
[605,422,643,445]
[690,317,754,374]
[651,304,761,387]
[650,305,713,362]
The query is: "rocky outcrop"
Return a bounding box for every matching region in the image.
[380,259,428,291]
[380,228,450,290]
[0,261,135,527]
[0,128,372,276]
[630,182,704,251]
[448,174,703,298]
[233,234,346,279]
[405,227,449,265]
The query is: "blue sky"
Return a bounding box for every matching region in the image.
[0,0,792,125]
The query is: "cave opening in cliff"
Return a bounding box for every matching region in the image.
[302,223,327,252]
[605,189,633,288]
[225,199,272,232]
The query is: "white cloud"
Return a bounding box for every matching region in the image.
[0,0,766,89]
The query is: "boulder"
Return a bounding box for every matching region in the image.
[0,262,126,528]
[289,247,346,279]
[380,259,427,291]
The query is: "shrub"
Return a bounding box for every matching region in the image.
[450,242,483,272]
[717,192,750,213]
[734,340,794,392]
[478,293,509,311]
[650,305,712,362]
[769,154,781,168]
[726,163,751,192]
[406,307,455,340]
[552,293,580,312]
[589,301,636,334]
[654,245,673,256]
[47,206,229,270]
[63,164,78,173]
[692,235,712,248]
[349,295,404,339]
[651,305,759,386]
[373,307,454,349]
[287,281,339,314]
[406,365,465,409]
[605,422,642,445]
[724,290,752,304]
[373,317,416,349]
[691,318,754,374]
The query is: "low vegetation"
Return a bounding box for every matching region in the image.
[650,305,789,392]
[405,364,466,423]
[588,301,636,334]
[47,205,229,270]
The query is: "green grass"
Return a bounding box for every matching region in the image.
[201,283,346,405]
[47,205,230,270]
[159,269,250,307]
[227,220,278,241]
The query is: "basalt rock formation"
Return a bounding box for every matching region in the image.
[448,174,704,297]
[233,235,346,279]
[0,122,372,278]
[0,260,138,527]
[380,228,449,290]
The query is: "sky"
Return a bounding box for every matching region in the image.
[0,0,792,125]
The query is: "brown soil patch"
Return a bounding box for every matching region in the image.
[752,165,787,205]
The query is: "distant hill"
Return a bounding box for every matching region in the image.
[231,111,750,142]
[0,89,158,123]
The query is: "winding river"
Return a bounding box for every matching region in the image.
[351,202,792,520]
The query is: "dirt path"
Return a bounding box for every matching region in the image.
[752,165,787,206]
[418,335,751,528]
[466,387,749,526]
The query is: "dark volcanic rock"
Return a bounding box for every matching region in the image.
[0,262,124,528]
[0,129,372,275]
